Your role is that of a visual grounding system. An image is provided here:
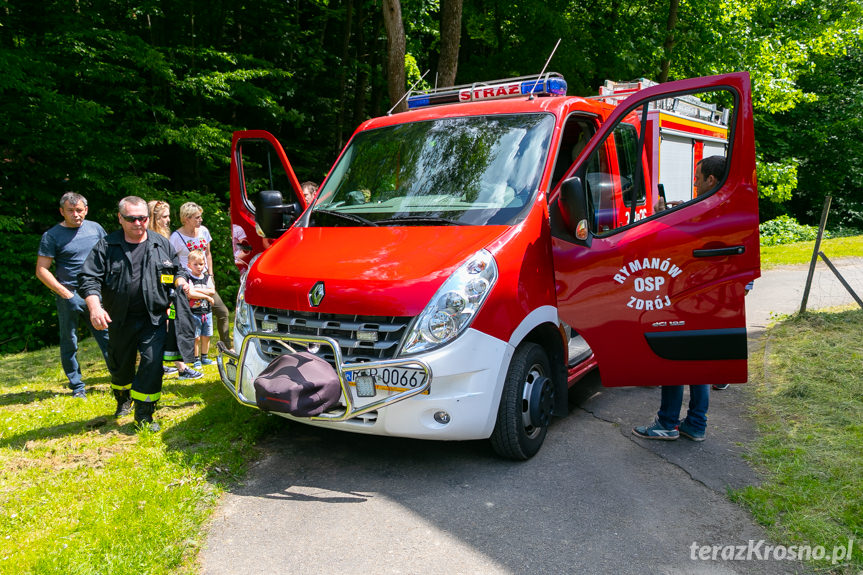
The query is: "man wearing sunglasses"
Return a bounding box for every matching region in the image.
[79,196,189,431]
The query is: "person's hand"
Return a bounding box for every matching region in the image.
[90,306,112,331]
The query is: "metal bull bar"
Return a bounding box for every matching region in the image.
[216,332,432,421]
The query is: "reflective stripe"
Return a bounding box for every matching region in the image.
[130,390,161,402]
[111,383,133,391]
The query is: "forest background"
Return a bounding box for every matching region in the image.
[1,0,861,353]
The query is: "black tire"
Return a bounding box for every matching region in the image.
[490,342,554,460]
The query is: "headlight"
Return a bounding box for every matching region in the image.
[235,254,260,336]
[400,249,498,355]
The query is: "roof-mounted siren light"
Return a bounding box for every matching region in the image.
[406,73,567,110]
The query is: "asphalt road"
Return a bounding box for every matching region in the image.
[201,259,863,575]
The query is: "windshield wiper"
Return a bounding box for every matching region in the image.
[311,209,378,227]
[378,216,461,226]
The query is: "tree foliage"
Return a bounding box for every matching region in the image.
[1,0,861,351]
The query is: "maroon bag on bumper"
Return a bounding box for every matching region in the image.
[253,352,341,416]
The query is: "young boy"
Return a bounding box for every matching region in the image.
[186,249,216,368]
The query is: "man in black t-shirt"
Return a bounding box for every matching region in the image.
[79,196,188,431]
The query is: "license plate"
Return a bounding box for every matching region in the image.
[345,367,429,397]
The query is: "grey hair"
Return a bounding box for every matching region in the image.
[59,192,87,208]
[118,195,147,214]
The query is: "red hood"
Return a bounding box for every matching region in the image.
[245,226,508,316]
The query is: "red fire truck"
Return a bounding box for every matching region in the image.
[218,72,760,460]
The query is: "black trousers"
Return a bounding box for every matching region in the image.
[107,315,166,402]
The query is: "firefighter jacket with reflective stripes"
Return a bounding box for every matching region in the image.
[79,230,187,326]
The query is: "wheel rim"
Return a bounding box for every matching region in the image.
[520,362,551,439]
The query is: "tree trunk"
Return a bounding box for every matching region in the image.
[658,0,679,83]
[382,0,406,113]
[437,0,462,87]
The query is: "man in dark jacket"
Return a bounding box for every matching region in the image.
[79,196,189,431]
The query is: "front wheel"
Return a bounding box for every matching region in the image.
[490,342,554,460]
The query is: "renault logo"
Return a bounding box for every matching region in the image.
[309,281,325,307]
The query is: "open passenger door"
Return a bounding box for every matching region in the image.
[552,72,760,387]
[230,130,307,269]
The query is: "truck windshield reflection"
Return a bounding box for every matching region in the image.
[310,114,554,226]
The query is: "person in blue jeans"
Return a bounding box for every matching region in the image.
[633,385,709,441]
[632,156,730,442]
[36,192,110,398]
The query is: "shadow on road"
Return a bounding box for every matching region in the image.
[203,371,798,575]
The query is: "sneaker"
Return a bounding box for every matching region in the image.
[192,360,203,370]
[632,419,679,440]
[201,357,216,366]
[712,383,730,390]
[163,366,178,375]
[72,389,87,399]
[178,368,203,380]
[678,421,706,442]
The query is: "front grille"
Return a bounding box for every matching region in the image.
[254,307,413,365]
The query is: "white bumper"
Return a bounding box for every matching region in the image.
[218,327,514,441]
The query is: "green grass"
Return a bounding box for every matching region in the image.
[761,235,863,269]
[736,308,863,573]
[0,337,281,574]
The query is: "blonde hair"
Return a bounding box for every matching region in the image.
[179,202,203,223]
[147,200,171,238]
[188,249,206,265]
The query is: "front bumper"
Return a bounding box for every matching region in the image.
[217,328,512,440]
[217,331,431,421]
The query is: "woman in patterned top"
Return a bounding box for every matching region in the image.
[169,202,232,355]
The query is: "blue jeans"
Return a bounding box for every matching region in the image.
[657,385,709,433]
[56,292,110,392]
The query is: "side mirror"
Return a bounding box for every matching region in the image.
[557,177,591,241]
[255,190,301,238]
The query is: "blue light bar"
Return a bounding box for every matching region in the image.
[407,74,567,110]
[519,77,567,96]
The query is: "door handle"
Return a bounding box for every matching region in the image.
[693,245,746,257]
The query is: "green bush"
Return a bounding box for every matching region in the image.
[0,232,57,353]
[759,215,830,247]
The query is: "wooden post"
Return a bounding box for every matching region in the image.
[800,196,832,314]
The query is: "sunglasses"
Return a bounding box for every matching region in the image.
[121,214,149,223]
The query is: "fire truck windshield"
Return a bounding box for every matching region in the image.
[308,113,554,227]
